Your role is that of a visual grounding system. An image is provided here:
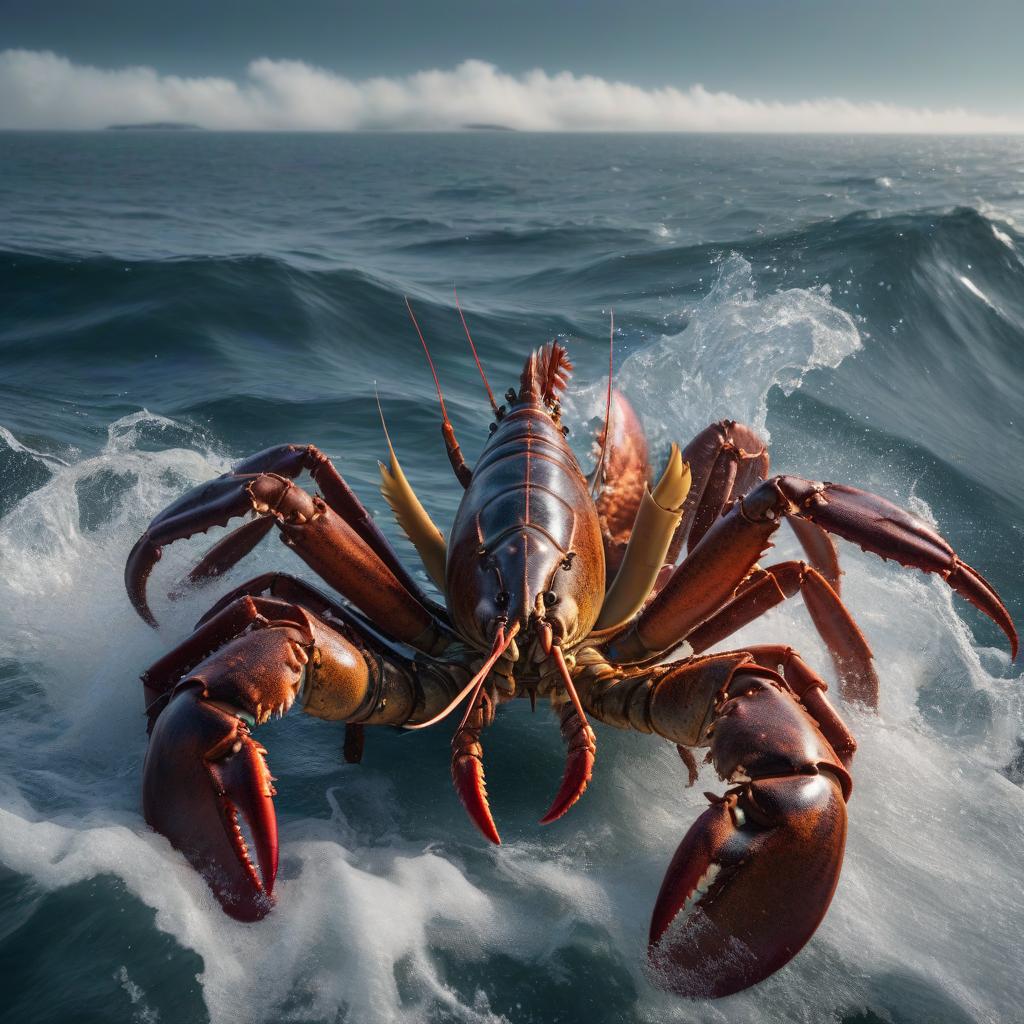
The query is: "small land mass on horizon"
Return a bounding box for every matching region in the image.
[106,122,203,130]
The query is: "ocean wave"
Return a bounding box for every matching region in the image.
[3,203,1020,323]
[2,129,1024,1024]
[429,183,520,202]
[395,221,653,258]
[2,252,1021,1021]
[3,204,1022,498]
[820,175,897,190]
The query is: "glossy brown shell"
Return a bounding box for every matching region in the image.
[445,402,605,650]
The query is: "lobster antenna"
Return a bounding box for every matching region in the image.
[590,309,615,498]
[406,296,473,488]
[405,296,451,426]
[454,287,499,416]
[551,644,591,731]
[373,382,395,451]
[404,621,521,730]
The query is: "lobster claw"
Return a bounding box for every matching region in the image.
[127,444,319,627]
[126,473,274,627]
[143,683,279,920]
[648,771,847,999]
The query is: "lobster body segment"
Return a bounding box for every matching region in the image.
[125,310,1017,1000]
[445,381,606,654]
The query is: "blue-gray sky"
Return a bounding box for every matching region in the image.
[2,0,1022,130]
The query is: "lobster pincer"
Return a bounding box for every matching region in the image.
[141,594,476,919]
[647,667,850,998]
[142,601,314,919]
[144,682,279,920]
[577,649,850,999]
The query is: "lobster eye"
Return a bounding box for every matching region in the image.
[495,591,509,609]
[543,590,558,607]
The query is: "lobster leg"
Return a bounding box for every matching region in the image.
[142,598,473,919]
[174,516,277,594]
[194,572,347,627]
[127,466,449,654]
[193,575,406,766]
[667,420,769,562]
[684,560,879,706]
[451,689,501,845]
[236,444,429,601]
[199,574,438,775]
[126,443,435,630]
[539,645,598,825]
[661,420,841,593]
[538,700,597,825]
[190,570,444,641]
[787,517,842,593]
[576,650,851,998]
[743,645,858,770]
[605,475,1018,665]
[142,594,301,723]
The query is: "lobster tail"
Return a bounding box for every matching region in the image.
[520,342,573,405]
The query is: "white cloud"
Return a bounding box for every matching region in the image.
[1,49,1021,133]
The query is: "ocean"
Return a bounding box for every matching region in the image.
[0,131,1022,1024]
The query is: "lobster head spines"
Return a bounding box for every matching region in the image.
[519,341,573,408]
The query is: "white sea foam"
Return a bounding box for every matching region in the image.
[0,424,71,467]
[958,274,998,310]
[571,254,862,445]
[0,272,1021,1022]
[992,223,1016,249]
[115,966,160,1024]
[975,200,1021,252]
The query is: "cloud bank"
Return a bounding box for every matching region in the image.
[2,49,1021,133]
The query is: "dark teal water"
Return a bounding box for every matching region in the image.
[1,132,1022,1024]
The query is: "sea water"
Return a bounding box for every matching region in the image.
[0,132,1022,1024]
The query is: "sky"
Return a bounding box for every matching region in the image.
[2,0,1023,132]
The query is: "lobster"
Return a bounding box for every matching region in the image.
[125,300,1017,998]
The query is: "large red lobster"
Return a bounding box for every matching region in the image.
[126,304,1017,998]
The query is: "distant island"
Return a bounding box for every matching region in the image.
[462,123,517,131]
[106,122,203,131]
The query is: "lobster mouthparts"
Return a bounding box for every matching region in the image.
[143,684,279,920]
